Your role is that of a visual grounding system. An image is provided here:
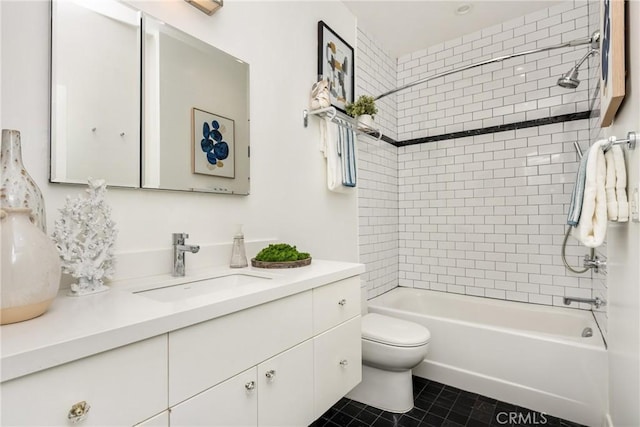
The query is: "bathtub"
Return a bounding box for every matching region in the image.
[368,288,607,427]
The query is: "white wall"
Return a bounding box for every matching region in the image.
[602,1,640,425]
[1,0,359,278]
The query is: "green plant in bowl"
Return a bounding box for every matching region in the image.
[255,243,310,262]
[345,95,378,118]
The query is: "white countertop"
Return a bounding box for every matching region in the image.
[0,260,364,383]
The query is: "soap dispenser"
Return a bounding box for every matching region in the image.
[230,224,248,268]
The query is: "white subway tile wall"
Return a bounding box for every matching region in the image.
[356,28,399,298]
[355,1,601,310]
[358,136,399,299]
[397,121,594,306]
[395,1,591,142]
[356,27,397,140]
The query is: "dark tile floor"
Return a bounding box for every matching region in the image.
[310,376,585,427]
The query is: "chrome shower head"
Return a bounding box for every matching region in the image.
[557,47,598,90]
[557,67,581,89]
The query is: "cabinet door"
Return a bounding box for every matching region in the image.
[0,335,168,427]
[170,367,257,427]
[134,411,169,427]
[257,340,314,427]
[313,316,362,419]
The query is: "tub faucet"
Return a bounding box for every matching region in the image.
[172,233,200,277]
[563,296,606,309]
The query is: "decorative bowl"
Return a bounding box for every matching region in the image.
[251,257,312,269]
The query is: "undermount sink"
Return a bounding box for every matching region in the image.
[133,273,272,303]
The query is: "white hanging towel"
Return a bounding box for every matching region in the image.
[605,148,618,220]
[604,142,628,222]
[574,139,608,247]
[613,144,629,221]
[320,118,356,193]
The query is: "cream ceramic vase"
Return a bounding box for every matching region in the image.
[1,129,47,232]
[1,208,61,325]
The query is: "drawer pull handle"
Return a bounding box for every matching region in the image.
[265,369,276,380]
[339,359,348,367]
[245,381,256,391]
[68,401,90,423]
[338,299,347,306]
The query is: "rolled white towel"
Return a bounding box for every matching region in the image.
[574,139,608,248]
[613,145,629,222]
[605,148,618,220]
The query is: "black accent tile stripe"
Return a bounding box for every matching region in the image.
[381,111,592,147]
[380,134,397,145]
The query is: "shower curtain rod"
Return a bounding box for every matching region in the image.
[374,31,600,101]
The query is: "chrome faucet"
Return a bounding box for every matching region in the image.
[172,233,200,277]
[583,255,606,273]
[563,296,606,309]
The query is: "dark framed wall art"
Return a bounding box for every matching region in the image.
[317,21,354,113]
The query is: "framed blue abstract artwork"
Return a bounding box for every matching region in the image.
[192,108,235,178]
[600,0,625,127]
[317,21,354,113]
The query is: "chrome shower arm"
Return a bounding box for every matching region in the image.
[375,31,600,101]
[573,48,599,71]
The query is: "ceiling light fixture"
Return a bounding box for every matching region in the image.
[455,4,472,15]
[185,0,223,16]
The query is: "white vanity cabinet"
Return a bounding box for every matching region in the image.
[0,335,168,426]
[168,276,361,426]
[0,268,363,427]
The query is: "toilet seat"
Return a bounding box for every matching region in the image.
[362,313,431,347]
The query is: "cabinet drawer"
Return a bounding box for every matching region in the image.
[313,315,362,419]
[313,276,360,334]
[170,367,257,427]
[169,290,312,405]
[0,335,168,426]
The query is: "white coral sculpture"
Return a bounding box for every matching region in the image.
[52,179,117,296]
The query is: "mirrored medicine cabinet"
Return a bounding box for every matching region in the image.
[50,0,250,195]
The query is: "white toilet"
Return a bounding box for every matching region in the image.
[346,313,431,413]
